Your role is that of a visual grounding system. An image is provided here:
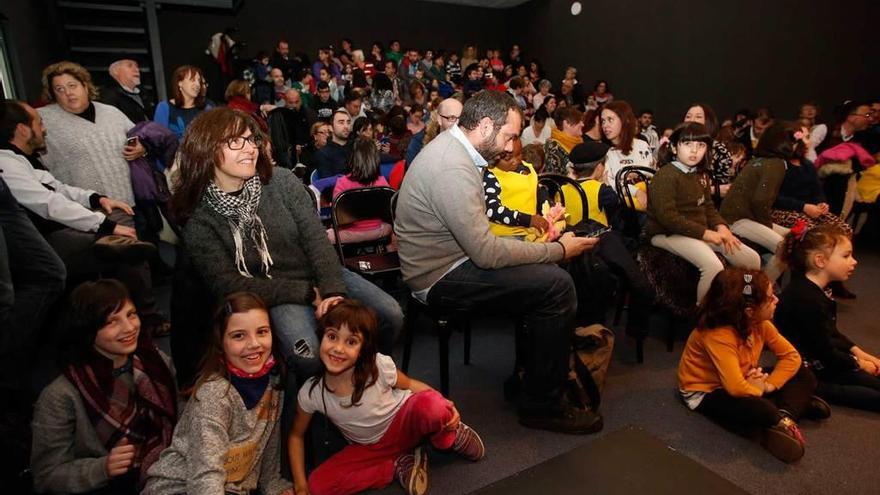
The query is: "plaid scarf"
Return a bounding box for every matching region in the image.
[64,333,177,486]
[203,176,274,278]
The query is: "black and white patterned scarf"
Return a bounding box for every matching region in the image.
[204,176,274,278]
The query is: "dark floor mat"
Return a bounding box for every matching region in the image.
[470,425,751,495]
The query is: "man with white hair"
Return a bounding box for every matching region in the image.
[100,59,152,122]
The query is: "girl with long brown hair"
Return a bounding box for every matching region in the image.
[678,267,826,463]
[289,300,485,495]
[600,100,655,193]
[144,292,292,494]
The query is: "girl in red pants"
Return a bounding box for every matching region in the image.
[288,300,485,495]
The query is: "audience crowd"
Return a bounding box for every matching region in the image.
[1,33,880,495]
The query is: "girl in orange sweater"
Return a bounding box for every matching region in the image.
[677,268,827,463]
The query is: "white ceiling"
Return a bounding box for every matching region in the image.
[416,0,532,9]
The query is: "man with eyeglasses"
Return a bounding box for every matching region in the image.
[405,97,463,166]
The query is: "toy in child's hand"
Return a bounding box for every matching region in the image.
[538,201,567,242]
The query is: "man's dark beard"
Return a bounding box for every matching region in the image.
[475,127,502,162]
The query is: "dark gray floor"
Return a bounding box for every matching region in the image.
[154,248,880,495]
[366,249,880,495]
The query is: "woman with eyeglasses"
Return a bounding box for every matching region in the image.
[171,108,403,381]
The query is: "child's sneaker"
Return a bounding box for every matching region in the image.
[762,415,805,463]
[451,422,486,461]
[395,446,429,495]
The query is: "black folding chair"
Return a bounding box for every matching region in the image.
[330,186,400,276]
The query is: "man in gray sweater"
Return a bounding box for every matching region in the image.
[395,90,601,434]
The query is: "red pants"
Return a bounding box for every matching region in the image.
[308,390,455,495]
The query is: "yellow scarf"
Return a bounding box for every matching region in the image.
[550,127,583,153]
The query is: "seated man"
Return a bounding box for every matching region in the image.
[0,99,167,334]
[312,109,353,191]
[395,90,600,434]
[0,176,65,391]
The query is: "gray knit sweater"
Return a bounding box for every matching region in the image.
[37,102,135,205]
[143,375,291,495]
[183,167,346,305]
[394,128,564,292]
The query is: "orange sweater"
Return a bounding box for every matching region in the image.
[678,320,801,397]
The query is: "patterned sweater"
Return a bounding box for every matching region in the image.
[37,102,135,205]
[144,375,291,495]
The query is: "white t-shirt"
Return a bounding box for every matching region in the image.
[603,139,655,192]
[521,123,552,146]
[298,353,412,445]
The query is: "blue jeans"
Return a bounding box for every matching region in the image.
[0,178,66,388]
[270,268,404,377]
[426,261,577,412]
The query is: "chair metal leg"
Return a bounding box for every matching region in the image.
[463,320,472,365]
[613,287,627,326]
[401,299,420,372]
[438,319,451,396]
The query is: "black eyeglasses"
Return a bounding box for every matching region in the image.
[226,135,262,150]
[439,114,460,121]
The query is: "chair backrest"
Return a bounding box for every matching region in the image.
[332,186,397,229]
[538,173,589,212]
[614,166,656,209]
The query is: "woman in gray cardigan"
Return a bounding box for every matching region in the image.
[170,107,402,378]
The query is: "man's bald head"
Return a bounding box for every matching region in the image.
[109,59,140,89]
[284,89,302,110]
[437,98,463,131]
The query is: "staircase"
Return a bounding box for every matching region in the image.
[55,0,164,102]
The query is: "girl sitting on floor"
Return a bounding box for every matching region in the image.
[327,137,393,245]
[678,267,828,463]
[144,292,292,494]
[31,279,177,494]
[775,223,880,411]
[647,122,761,302]
[289,300,485,495]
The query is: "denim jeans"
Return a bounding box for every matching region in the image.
[426,260,577,412]
[270,268,404,377]
[0,178,66,388]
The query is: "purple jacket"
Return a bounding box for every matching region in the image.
[127,121,178,202]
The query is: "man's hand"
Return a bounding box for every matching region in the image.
[112,224,137,239]
[558,232,599,260]
[122,140,146,161]
[99,197,134,216]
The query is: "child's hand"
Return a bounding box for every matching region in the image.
[443,400,461,431]
[293,486,310,495]
[803,204,823,218]
[858,358,879,376]
[530,215,549,233]
[702,229,723,245]
[105,437,136,478]
[313,288,344,318]
[745,367,769,392]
